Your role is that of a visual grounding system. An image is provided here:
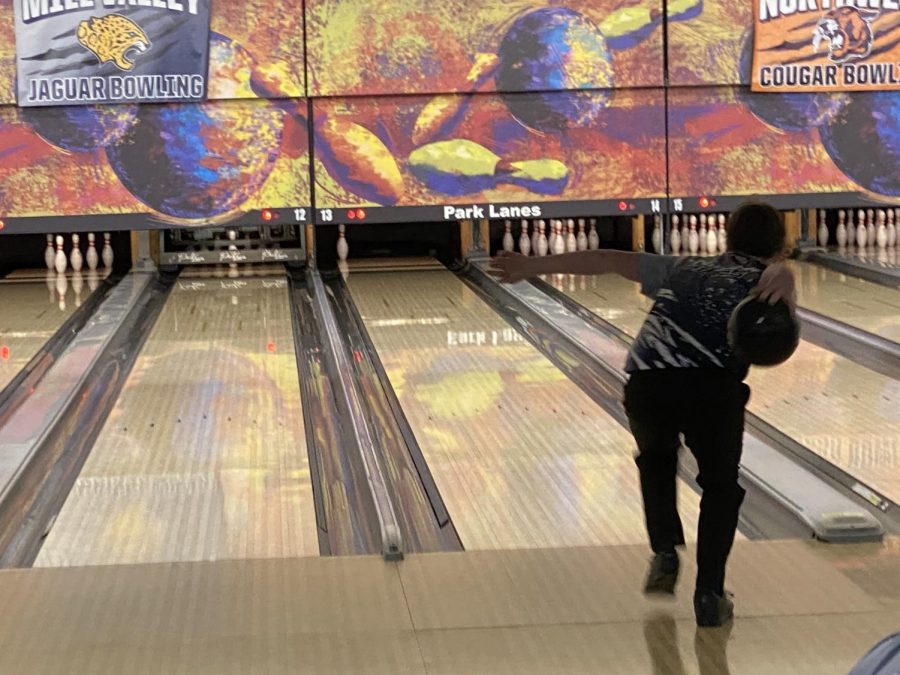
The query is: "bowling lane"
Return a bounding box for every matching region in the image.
[347,269,703,551]
[790,261,900,343]
[35,272,319,567]
[549,273,900,506]
[0,274,94,391]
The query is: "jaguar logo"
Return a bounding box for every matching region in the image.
[77,14,151,72]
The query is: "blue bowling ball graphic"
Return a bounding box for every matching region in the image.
[737,31,845,132]
[820,91,900,197]
[22,104,137,153]
[496,8,614,132]
[106,100,283,220]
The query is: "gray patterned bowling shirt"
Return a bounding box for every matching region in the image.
[625,252,767,379]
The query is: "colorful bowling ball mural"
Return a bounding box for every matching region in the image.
[20,104,137,153]
[667,87,857,199]
[313,89,666,209]
[0,30,309,222]
[306,0,667,97]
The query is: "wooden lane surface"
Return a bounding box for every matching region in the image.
[34,273,320,567]
[347,269,703,551]
[551,273,900,506]
[0,276,85,391]
[790,261,900,343]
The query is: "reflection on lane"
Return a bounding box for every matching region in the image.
[348,269,701,551]
[35,274,319,567]
[0,276,97,391]
[549,273,900,506]
[789,261,900,344]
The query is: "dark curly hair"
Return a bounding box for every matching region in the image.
[725,201,786,259]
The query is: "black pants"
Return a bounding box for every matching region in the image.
[623,369,749,595]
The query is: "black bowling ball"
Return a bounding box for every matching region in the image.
[727,296,800,366]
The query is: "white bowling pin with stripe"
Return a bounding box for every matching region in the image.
[518,220,531,255]
[651,215,662,254]
[670,216,681,255]
[698,214,708,254]
[877,210,888,249]
[576,219,588,251]
[818,210,829,247]
[856,210,868,248]
[70,234,83,272]
[717,214,727,253]
[502,220,514,253]
[887,210,897,248]
[836,210,847,247]
[566,219,577,253]
[688,215,699,254]
[337,224,349,261]
[537,221,549,256]
[44,234,55,271]
[588,219,599,250]
[86,233,99,271]
[54,235,67,274]
[102,233,114,268]
[867,209,876,245]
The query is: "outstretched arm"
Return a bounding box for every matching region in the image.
[487,250,642,284]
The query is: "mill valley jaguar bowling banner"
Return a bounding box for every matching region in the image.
[14,0,211,106]
[752,0,900,92]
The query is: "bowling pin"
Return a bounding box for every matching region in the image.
[818,209,829,247]
[55,272,68,311]
[698,214,707,254]
[877,210,888,249]
[519,220,531,256]
[337,224,349,261]
[86,233,99,271]
[887,210,897,248]
[72,271,83,307]
[836,210,847,247]
[576,219,588,251]
[651,215,662,254]
[588,219,599,250]
[553,220,564,254]
[54,235,67,274]
[867,209,876,245]
[670,216,681,255]
[717,214,727,253]
[227,230,240,277]
[44,234,55,271]
[102,233,114,268]
[856,210,867,248]
[566,219,577,253]
[502,220,514,253]
[706,219,717,254]
[688,215,699,254]
[537,221,549,256]
[680,214,689,246]
[70,234,83,272]
[532,219,541,254]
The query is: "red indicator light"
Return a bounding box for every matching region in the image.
[0,219,5,231]
[262,209,276,222]
[699,197,710,209]
[618,201,628,211]
[355,209,366,220]
[347,210,356,220]
[0,346,9,361]
[267,341,276,353]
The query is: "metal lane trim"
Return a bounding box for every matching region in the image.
[795,306,900,381]
[307,270,404,561]
[0,271,172,567]
[326,272,463,553]
[288,269,382,556]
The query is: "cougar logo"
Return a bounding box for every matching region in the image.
[812,7,878,63]
[77,15,151,72]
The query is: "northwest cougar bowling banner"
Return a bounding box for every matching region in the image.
[752,0,900,92]
[14,0,211,106]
